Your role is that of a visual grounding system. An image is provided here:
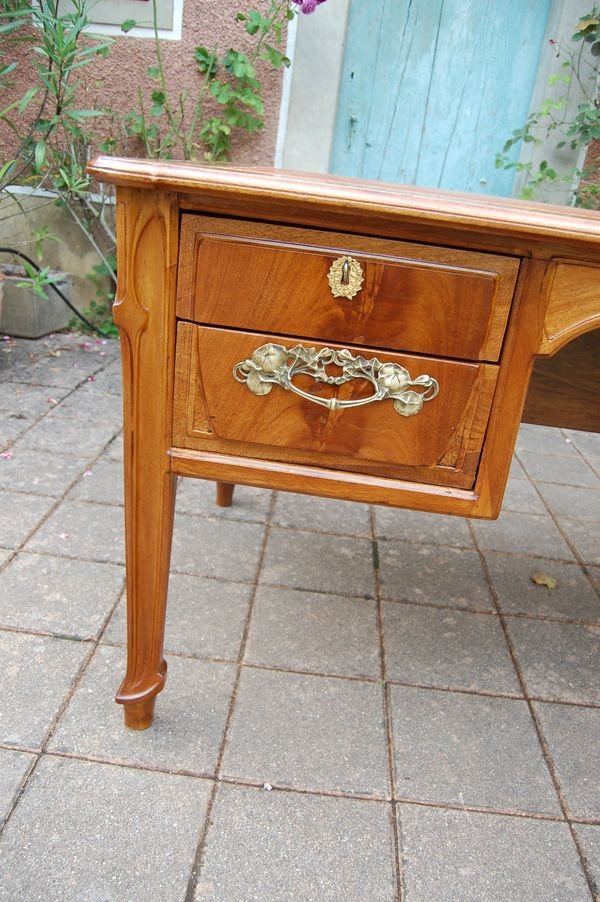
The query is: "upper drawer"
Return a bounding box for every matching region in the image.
[177,215,519,361]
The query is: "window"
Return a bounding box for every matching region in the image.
[56,1,182,39]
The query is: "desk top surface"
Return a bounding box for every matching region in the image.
[89,155,600,257]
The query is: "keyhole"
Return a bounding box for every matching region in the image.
[341,259,350,285]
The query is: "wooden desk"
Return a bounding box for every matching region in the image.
[89,156,600,729]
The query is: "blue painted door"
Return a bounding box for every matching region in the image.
[331,0,552,195]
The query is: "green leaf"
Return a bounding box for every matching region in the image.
[261,44,290,69]
[244,10,265,35]
[33,139,46,173]
[147,66,160,78]
[120,18,136,33]
[531,572,558,589]
[0,159,16,183]
[17,85,39,114]
[66,109,105,118]
[195,46,218,76]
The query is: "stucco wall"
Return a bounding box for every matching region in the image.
[1,0,285,165]
[0,2,286,313]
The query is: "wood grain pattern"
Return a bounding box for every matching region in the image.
[524,330,600,432]
[177,216,518,361]
[539,262,600,355]
[112,187,179,730]
[88,156,600,258]
[172,323,499,490]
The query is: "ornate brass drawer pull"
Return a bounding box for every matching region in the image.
[233,343,439,417]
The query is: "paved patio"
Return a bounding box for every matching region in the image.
[0,331,598,901]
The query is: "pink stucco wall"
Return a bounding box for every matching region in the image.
[1,1,285,165]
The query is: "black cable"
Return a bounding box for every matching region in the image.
[0,247,113,339]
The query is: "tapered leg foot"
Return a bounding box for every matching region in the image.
[122,696,157,730]
[216,481,235,507]
[117,659,167,730]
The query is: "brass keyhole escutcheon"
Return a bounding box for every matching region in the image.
[327,255,364,300]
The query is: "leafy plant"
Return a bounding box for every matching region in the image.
[496,8,600,206]
[69,255,119,338]
[0,0,117,286]
[0,0,328,335]
[125,0,295,161]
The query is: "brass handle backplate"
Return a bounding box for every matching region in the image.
[233,343,439,417]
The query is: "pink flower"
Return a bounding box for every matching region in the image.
[295,0,327,13]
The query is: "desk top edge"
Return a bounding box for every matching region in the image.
[88,155,600,250]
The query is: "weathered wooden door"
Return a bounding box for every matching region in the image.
[331,0,552,195]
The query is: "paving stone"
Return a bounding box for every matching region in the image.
[378,541,494,610]
[244,585,380,678]
[374,507,473,547]
[471,510,574,559]
[589,566,600,594]
[383,604,519,694]
[49,645,235,775]
[80,363,123,396]
[25,500,124,564]
[102,431,123,460]
[0,552,123,639]
[515,424,579,457]
[390,686,559,813]
[272,492,371,536]
[0,338,33,376]
[15,413,119,455]
[506,618,600,704]
[175,478,273,523]
[222,668,389,796]
[0,416,30,448]
[565,429,600,460]
[558,519,600,565]
[0,756,211,902]
[573,824,600,896]
[171,513,265,582]
[0,748,35,824]
[195,783,395,902]
[0,631,89,748]
[261,527,375,598]
[485,553,600,622]
[0,448,89,496]
[0,382,68,417]
[0,490,55,547]
[535,701,600,818]
[398,804,590,902]
[55,387,122,426]
[500,476,547,514]
[508,455,528,479]
[536,482,600,522]
[9,349,108,389]
[518,450,600,487]
[104,573,252,660]
[67,458,124,505]
[0,547,13,567]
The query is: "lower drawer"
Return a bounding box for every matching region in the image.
[173,322,499,489]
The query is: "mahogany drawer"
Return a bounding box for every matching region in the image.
[173,322,499,490]
[176,216,519,362]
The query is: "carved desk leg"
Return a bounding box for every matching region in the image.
[113,189,179,730]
